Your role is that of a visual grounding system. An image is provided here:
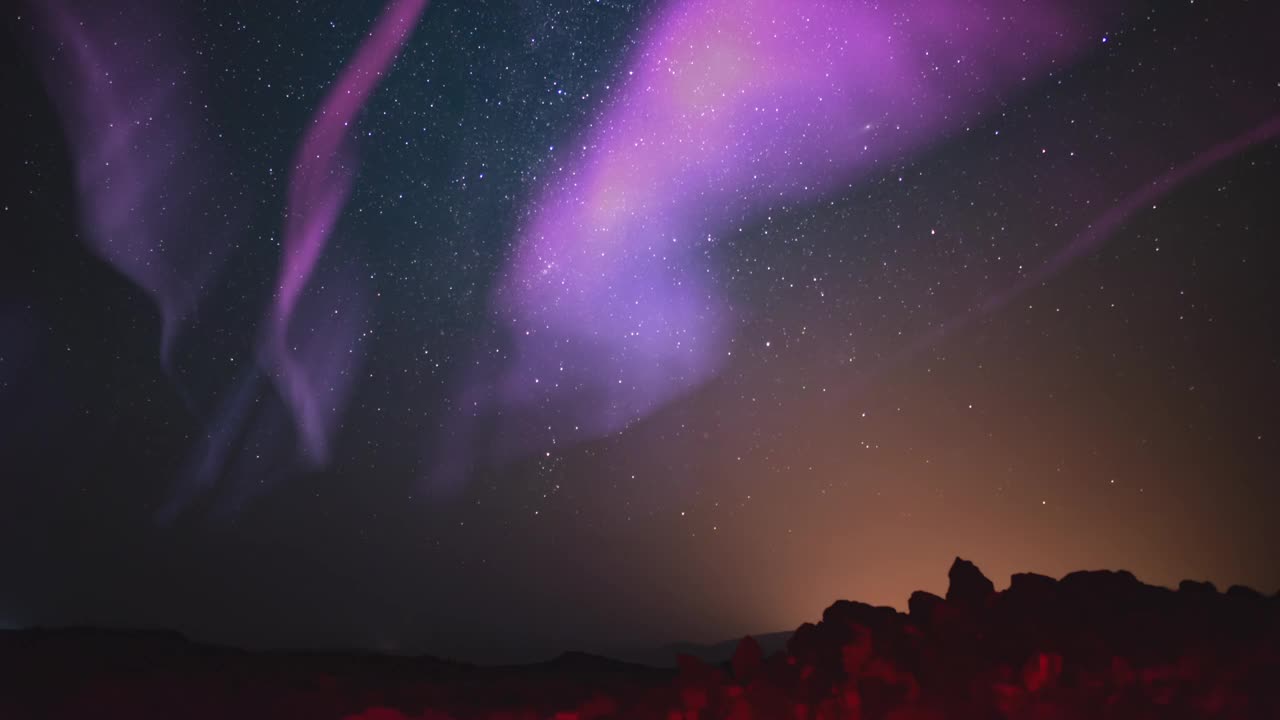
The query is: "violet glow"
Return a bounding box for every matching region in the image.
[429,0,1118,490]
[35,0,241,367]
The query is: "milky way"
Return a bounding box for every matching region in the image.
[9,0,1278,655]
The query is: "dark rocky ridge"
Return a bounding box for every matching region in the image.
[2,559,1276,719]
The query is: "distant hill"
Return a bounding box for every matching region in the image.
[605,631,792,668]
[3,559,1277,719]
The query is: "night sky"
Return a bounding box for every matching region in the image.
[2,0,1278,662]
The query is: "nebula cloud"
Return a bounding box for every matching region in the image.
[429,0,1121,491]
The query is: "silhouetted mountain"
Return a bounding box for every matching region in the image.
[607,631,792,669]
[526,651,667,675]
[2,559,1277,719]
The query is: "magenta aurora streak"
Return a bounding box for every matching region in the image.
[263,0,429,466]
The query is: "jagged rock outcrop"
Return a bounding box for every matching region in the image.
[945,557,995,609]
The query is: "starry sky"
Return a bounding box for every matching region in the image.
[2,0,1278,661]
